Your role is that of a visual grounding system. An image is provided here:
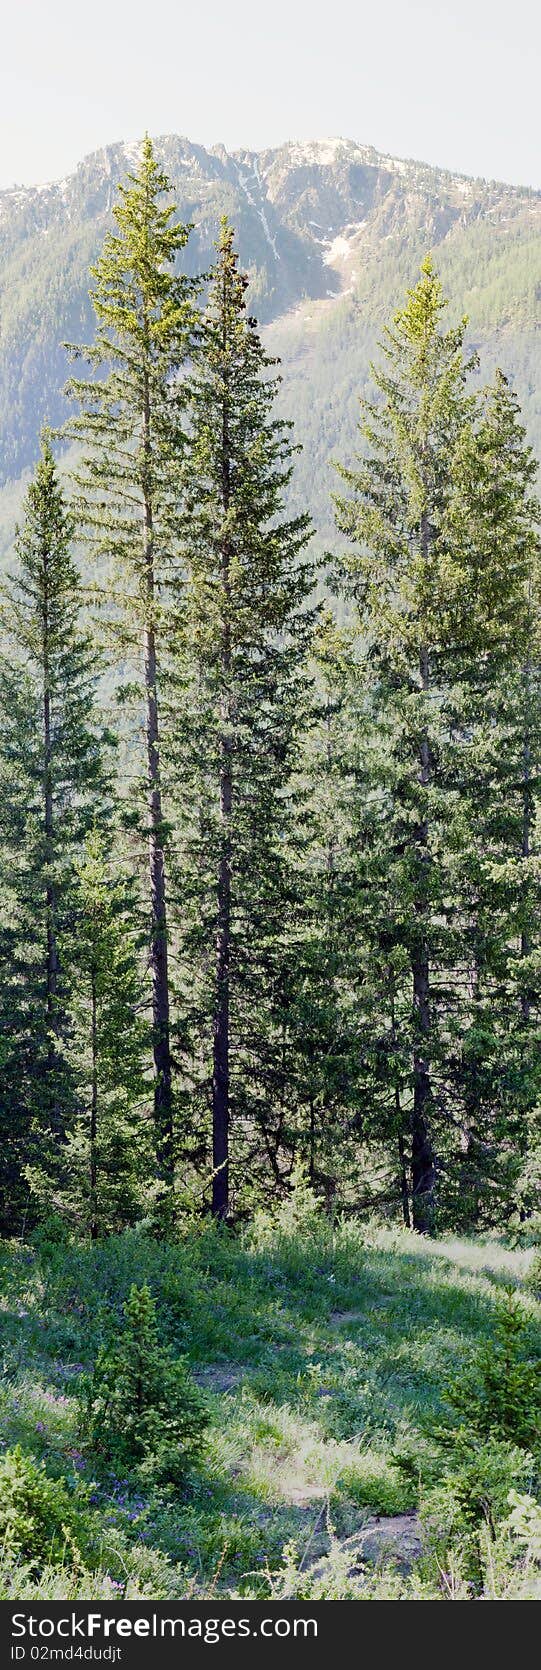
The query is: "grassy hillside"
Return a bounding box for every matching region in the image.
[2,1198,541,1600]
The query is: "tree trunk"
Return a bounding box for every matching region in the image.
[309,1088,316,1183]
[142,375,173,1188]
[411,946,435,1230]
[397,1118,410,1229]
[90,966,98,1240]
[212,263,233,1220]
[42,556,61,1137]
[390,991,410,1226]
[411,628,436,1233]
[520,651,532,1023]
[212,733,232,1219]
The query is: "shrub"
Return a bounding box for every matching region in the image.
[443,1288,541,1450]
[247,1168,331,1272]
[422,1435,534,1584]
[80,1283,207,1487]
[334,1452,415,1516]
[505,1488,541,1564]
[0,1447,92,1570]
[0,1548,180,1600]
[527,1244,541,1290]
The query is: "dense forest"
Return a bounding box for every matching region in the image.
[2,138,541,1604]
[1,135,539,1242]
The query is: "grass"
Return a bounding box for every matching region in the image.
[1,1196,540,1600]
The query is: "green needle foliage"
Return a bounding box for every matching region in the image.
[62,829,152,1239]
[2,203,541,1603]
[445,1288,541,1451]
[81,1282,208,1486]
[444,373,541,1222]
[65,136,199,1191]
[0,207,539,1240]
[0,1447,93,1572]
[333,260,541,1231]
[333,259,477,1230]
[167,220,316,1219]
[0,434,112,1231]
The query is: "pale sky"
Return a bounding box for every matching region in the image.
[1,0,539,191]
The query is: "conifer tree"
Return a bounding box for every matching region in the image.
[334,261,479,1231]
[334,269,538,1230]
[169,220,315,1218]
[444,373,541,1219]
[0,436,110,1228]
[65,137,198,1188]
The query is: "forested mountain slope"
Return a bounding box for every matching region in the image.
[0,133,539,550]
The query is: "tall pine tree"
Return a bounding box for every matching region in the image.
[334,262,476,1227]
[169,220,315,1219]
[444,372,541,1221]
[65,136,198,1188]
[0,435,111,1228]
[334,269,537,1230]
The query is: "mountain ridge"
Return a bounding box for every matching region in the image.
[4,131,540,202]
[0,131,539,549]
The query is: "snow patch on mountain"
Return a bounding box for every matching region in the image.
[122,140,144,167]
[323,234,351,264]
[234,160,281,262]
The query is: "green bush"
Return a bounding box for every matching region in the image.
[0,1543,180,1600]
[505,1488,541,1563]
[422,1435,534,1583]
[526,1245,541,1289]
[80,1283,207,1487]
[247,1169,331,1273]
[334,1453,415,1516]
[444,1289,541,1450]
[0,1447,92,1570]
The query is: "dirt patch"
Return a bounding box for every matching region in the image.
[329,1297,396,1327]
[308,1511,423,1578]
[287,1484,326,1507]
[329,1309,363,1327]
[349,1511,423,1567]
[193,1363,248,1394]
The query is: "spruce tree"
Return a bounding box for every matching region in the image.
[334,268,538,1231]
[0,435,110,1228]
[65,136,198,1188]
[444,372,541,1220]
[169,220,315,1219]
[334,261,478,1231]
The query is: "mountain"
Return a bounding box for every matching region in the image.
[0,134,540,552]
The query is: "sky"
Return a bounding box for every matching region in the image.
[0,0,539,191]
